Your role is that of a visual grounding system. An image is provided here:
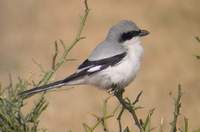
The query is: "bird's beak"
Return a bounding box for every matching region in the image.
[139,29,150,37]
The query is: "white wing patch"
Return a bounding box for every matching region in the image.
[76,66,93,73]
[87,65,102,72]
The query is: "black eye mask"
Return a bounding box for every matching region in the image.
[119,30,141,43]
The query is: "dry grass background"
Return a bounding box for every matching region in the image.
[0,0,200,131]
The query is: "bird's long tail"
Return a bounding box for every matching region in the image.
[19,72,84,97]
[19,80,66,97]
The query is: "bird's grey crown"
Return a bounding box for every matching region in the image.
[106,20,140,41]
[88,20,139,61]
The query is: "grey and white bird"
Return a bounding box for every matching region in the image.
[20,20,149,97]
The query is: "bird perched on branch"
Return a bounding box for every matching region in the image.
[20,20,149,97]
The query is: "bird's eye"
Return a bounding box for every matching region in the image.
[119,30,141,42]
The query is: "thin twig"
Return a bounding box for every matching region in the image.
[52,41,59,70]
[170,84,182,132]
[133,91,143,105]
[141,108,155,131]
[117,107,125,132]
[59,39,66,51]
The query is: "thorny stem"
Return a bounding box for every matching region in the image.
[114,89,143,132]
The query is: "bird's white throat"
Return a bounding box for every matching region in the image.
[123,37,144,60]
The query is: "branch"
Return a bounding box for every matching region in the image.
[36,0,90,87]
[114,89,143,131]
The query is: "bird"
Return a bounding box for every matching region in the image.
[19,20,149,97]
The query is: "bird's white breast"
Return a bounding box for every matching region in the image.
[86,38,144,90]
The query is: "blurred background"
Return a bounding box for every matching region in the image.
[0,0,200,131]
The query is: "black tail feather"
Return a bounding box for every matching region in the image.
[19,80,65,97]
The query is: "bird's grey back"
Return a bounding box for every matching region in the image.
[88,20,140,61]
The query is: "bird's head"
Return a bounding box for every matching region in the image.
[106,20,149,44]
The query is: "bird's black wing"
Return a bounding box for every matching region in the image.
[63,52,127,82]
[78,52,127,70]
